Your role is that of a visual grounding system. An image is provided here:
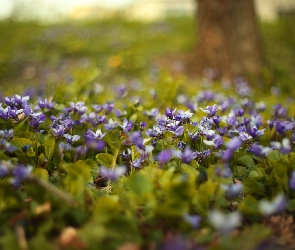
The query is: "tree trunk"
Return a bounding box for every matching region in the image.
[196,0,265,79]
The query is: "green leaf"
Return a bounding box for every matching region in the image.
[10,137,33,149]
[126,172,153,195]
[267,150,281,161]
[236,154,256,169]
[14,117,29,133]
[44,136,55,161]
[249,168,266,181]
[242,178,261,194]
[96,153,114,167]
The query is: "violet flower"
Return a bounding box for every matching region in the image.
[200,104,218,117]
[84,129,106,141]
[99,166,127,181]
[208,210,241,233]
[29,112,46,129]
[226,137,242,151]
[275,120,294,135]
[131,132,144,150]
[183,214,201,229]
[157,150,172,164]
[248,143,271,157]
[259,194,287,215]
[179,147,198,164]
[289,171,295,190]
[270,138,291,154]
[104,119,118,131]
[120,119,134,133]
[64,134,80,144]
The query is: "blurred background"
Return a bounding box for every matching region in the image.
[0,0,294,98]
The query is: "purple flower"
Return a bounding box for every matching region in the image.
[248,143,271,157]
[226,137,242,151]
[144,108,159,118]
[165,108,176,119]
[64,134,80,144]
[99,166,127,181]
[68,102,88,115]
[120,119,134,133]
[213,116,221,126]
[248,126,265,138]
[157,150,172,163]
[179,147,198,164]
[220,149,233,161]
[103,102,114,113]
[13,164,32,180]
[273,104,287,118]
[200,104,218,117]
[29,112,46,129]
[51,124,66,138]
[174,110,193,122]
[227,116,236,126]
[120,148,132,161]
[131,158,144,168]
[183,214,201,229]
[215,166,232,178]
[270,138,291,154]
[188,131,199,141]
[276,120,294,135]
[13,95,30,107]
[104,119,118,131]
[239,132,252,142]
[0,129,14,140]
[177,141,186,150]
[0,163,8,178]
[251,114,263,127]
[290,171,295,190]
[209,210,241,233]
[222,183,242,199]
[38,98,56,109]
[147,125,162,138]
[259,194,287,215]
[131,132,144,150]
[213,135,223,149]
[217,127,227,136]
[173,126,184,137]
[84,129,106,141]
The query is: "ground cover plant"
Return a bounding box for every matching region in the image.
[1,15,295,250]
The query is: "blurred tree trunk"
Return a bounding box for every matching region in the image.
[196,0,265,78]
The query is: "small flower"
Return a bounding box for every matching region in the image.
[226,137,242,151]
[289,171,295,190]
[259,194,286,215]
[84,129,106,141]
[221,183,242,199]
[227,116,236,126]
[104,119,118,131]
[239,132,252,142]
[270,138,291,154]
[99,166,127,181]
[248,143,271,157]
[208,210,241,233]
[64,134,80,144]
[157,150,172,164]
[0,162,8,178]
[276,120,294,135]
[183,214,201,229]
[179,147,198,164]
[68,102,88,115]
[120,119,134,133]
[29,112,46,129]
[131,132,144,150]
[200,104,218,117]
[248,126,265,138]
[144,108,159,118]
[174,110,193,122]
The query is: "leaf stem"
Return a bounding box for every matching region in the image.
[27,175,77,206]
